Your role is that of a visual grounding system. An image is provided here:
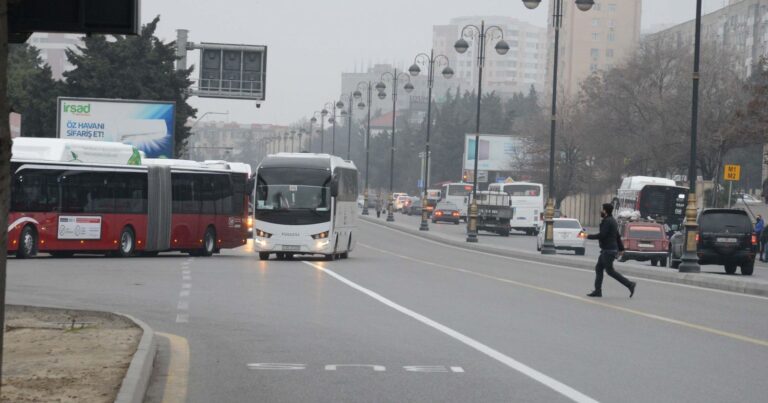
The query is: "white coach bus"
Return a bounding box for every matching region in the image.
[253,153,358,261]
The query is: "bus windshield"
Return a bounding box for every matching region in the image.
[256,168,331,211]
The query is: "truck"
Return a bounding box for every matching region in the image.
[476,191,513,237]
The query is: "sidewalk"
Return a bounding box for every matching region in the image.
[360,215,768,297]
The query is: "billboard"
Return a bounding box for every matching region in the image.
[197,43,267,101]
[463,134,523,172]
[57,97,175,158]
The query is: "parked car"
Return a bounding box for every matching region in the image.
[537,218,587,255]
[619,222,668,266]
[432,201,461,224]
[669,209,757,275]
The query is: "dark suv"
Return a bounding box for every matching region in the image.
[669,209,757,275]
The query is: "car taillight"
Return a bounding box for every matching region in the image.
[452,212,460,217]
[578,231,587,239]
[435,211,443,216]
[752,234,758,246]
[695,233,700,243]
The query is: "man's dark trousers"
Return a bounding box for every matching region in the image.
[595,250,633,291]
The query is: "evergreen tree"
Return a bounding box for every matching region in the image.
[64,16,196,156]
[8,44,61,137]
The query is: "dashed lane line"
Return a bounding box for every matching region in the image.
[302,260,599,403]
[358,242,768,348]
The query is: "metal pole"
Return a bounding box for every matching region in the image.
[728,181,733,208]
[320,115,325,153]
[332,103,337,156]
[347,94,353,160]
[387,70,398,222]
[679,0,703,273]
[420,50,436,232]
[308,120,314,153]
[466,22,485,243]
[362,83,372,216]
[541,0,562,255]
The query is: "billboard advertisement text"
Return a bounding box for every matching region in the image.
[463,134,522,172]
[57,97,175,158]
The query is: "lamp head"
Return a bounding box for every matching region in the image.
[454,38,470,54]
[442,66,454,79]
[408,63,421,77]
[495,40,510,55]
[522,0,541,9]
[353,90,362,100]
[358,102,366,110]
[575,0,595,11]
[375,81,386,92]
[403,82,414,93]
[336,100,345,109]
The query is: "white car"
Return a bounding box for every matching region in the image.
[537,218,587,255]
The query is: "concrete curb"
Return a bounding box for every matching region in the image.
[360,216,768,297]
[114,313,157,403]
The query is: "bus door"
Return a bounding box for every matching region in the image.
[146,165,171,252]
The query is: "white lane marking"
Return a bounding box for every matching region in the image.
[179,290,190,298]
[324,364,386,372]
[450,366,465,373]
[182,269,191,275]
[177,300,189,310]
[181,283,191,289]
[360,219,768,301]
[302,261,598,403]
[175,313,189,323]
[247,363,306,370]
[7,217,40,232]
[182,275,191,281]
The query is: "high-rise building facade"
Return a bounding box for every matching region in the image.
[647,0,768,79]
[548,0,642,97]
[432,16,548,99]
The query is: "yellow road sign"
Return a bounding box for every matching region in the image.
[724,164,741,181]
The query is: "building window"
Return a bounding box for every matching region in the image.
[606,48,614,58]
[607,32,616,42]
[607,3,616,13]
[590,64,599,72]
[590,48,599,59]
[592,19,600,27]
[607,19,615,28]
[592,32,600,41]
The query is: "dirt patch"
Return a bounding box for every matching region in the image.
[2,305,142,403]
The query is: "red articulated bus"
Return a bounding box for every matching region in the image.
[7,138,252,258]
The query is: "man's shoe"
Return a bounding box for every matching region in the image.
[587,290,602,298]
[629,282,637,298]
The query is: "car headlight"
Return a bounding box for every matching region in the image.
[312,231,330,240]
[255,229,272,238]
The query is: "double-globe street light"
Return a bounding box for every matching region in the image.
[308,110,324,153]
[408,51,454,232]
[376,69,414,222]
[522,0,594,254]
[322,100,346,156]
[454,20,510,243]
[353,81,375,216]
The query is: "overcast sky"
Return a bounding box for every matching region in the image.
[141,0,726,126]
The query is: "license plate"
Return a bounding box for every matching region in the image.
[639,243,654,248]
[558,233,569,239]
[716,238,738,244]
[282,245,301,252]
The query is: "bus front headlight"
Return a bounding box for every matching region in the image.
[311,231,330,240]
[255,229,272,238]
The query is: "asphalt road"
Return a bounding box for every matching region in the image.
[388,209,768,276]
[6,218,768,402]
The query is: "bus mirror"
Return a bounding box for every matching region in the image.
[331,176,339,197]
[246,178,256,195]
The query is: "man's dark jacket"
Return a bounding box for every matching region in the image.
[588,215,623,252]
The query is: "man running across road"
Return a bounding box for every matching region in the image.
[586,203,636,298]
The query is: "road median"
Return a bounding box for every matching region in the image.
[360,215,768,298]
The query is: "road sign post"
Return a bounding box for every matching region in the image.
[724,164,741,208]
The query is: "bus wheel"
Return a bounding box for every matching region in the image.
[118,227,136,257]
[201,227,216,257]
[325,254,336,261]
[259,252,270,260]
[17,226,37,259]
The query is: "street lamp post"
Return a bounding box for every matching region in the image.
[290,130,296,152]
[283,132,290,152]
[679,0,703,273]
[522,0,594,253]
[409,50,454,232]
[353,81,375,216]
[297,129,305,153]
[309,111,322,153]
[345,93,355,160]
[320,108,328,153]
[324,101,345,156]
[455,20,510,243]
[377,69,415,222]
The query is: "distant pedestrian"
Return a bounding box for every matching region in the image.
[586,203,636,298]
[375,195,382,218]
[758,214,767,262]
[761,227,768,262]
